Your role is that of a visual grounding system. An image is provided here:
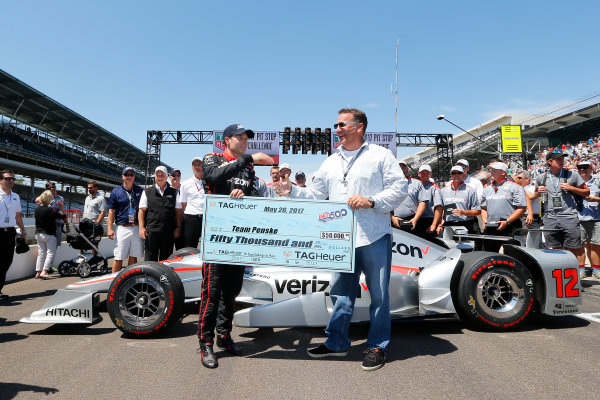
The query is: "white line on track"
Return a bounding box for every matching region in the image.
[575,313,600,324]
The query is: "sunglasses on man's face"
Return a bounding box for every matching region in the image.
[577,165,590,170]
[1,177,16,181]
[333,121,358,129]
[171,174,181,178]
[124,173,135,177]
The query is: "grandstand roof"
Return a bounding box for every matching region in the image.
[0,68,164,171]
[522,102,600,137]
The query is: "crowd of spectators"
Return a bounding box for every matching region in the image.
[0,121,136,181]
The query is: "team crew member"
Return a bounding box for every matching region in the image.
[276,108,407,371]
[391,161,425,231]
[107,167,144,272]
[439,165,481,233]
[513,170,540,228]
[415,165,443,240]
[138,166,182,262]
[169,168,186,250]
[480,162,527,252]
[266,166,280,186]
[574,160,600,278]
[83,180,107,224]
[197,124,274,369]
[295,171,307,187]
[180,157,205,249]
[0,169,26,300]
[453,159,484,203]
[533,151,589,269]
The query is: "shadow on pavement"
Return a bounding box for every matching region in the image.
[0,289,56,307]
[0,332,28,344]
[234,317,462,364]
[0,382,58,399]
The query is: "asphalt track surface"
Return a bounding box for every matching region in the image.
[2,272,600,400]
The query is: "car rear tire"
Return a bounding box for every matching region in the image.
[455,252,535,331]
[107,262,185,337]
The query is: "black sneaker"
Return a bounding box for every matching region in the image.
[199,343,218,368]
[217,335,242,356]
[361,348,386,371]
[307,344,348,358]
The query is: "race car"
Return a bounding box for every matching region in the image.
[21,227,583,336]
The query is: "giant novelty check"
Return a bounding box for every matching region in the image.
[201,195,356,273]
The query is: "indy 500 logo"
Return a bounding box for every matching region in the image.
[318,209,348,223]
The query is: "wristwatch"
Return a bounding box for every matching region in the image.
[368,197,375,208]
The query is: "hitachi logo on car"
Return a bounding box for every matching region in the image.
[318,209,347,223]
[45,308,90,318]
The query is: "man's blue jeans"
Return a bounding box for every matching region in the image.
[324,234,392,352]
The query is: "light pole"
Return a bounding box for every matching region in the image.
[436,114,487,146]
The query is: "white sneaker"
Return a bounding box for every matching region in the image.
[593,269,600,279]
[580,269,587,279]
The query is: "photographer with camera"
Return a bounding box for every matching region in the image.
[533,151,589,270]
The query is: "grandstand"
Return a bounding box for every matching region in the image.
[406,99,600,177]
[0,68,169,215]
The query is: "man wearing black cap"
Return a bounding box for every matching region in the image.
[534,151,589,276]
[197,124,273,369]
[106,167,144,272]
[180,157,205,248]
[295,171,307,187]
[169,168,186,250]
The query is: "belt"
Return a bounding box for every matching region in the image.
[0,227,16,232]
[184,213,203,218]
[117,223,138,227]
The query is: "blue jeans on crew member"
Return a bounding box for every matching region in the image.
[324,234,392,352]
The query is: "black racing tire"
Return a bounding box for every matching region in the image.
[107,262,185,337]
[455,252,535,331]
[58,260,74,276]
[77,262,92,278]
[166,247,200,260]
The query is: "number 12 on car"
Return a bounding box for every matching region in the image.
[552,268,580,298]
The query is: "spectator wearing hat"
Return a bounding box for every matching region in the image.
[295,171,307,187]
[454,159,484,203]
[0,169,26,300]
[278,163,294,184]
[197,123,274,369]
[392,161,426,232]
[34,190,66,279]
[574,159,600,279]
[266,166,280,186]
[533,151,589,274]
[180,157,205,249]
[107,167,144,272]
[439,165,481,233]
[169,168,186,250]
[481,162,527,252]
[415,164,443,240]
[512,170,541,229]
[139,166,182,262]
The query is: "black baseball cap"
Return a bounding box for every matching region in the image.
[223,124,254,139]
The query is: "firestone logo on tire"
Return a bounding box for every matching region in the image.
[318,209,347,223]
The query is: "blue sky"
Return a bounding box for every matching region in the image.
[2,0,598,183]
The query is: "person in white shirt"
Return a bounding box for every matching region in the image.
[179,157,205,248]
[276,108,407,371]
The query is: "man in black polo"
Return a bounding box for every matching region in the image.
[138,166,182,262]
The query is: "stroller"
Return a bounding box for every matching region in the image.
[58,218,108,278]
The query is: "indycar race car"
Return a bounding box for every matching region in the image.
[21,227,583,337]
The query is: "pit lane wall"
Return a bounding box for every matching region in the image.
[7,224,116,282]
